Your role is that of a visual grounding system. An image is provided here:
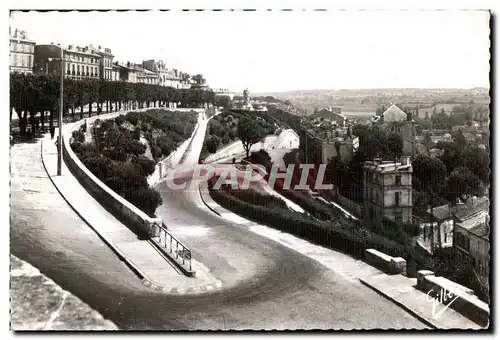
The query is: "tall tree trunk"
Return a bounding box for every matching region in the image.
[41,111,46,131]
[49,110,54,128]
[29,111,36,134]
[80,105,84,120]
[89,102,92,117]
[106,101,109,113]
[71,107,75,121]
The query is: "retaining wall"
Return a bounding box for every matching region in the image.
[417,270,489,327]
[62,109,163,239]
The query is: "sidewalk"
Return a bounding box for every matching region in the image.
[41,134,221,295]
[10,255,117,331]
[360,273,484,329]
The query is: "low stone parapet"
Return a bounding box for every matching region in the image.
[416,270,489,327]
[364,249,407,275]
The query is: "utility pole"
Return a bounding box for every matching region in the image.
[57,46,64,176]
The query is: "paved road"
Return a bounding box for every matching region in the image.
[10,120,428,330]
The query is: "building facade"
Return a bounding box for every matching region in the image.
[363,157,413,228]
[10,29,36,74]
[86,45,114,80]
[142,60,191,89]
[34,44,102,80]
[453,206,490,297]
[415,204,454,254]
[373,104,416,156]
[135,65,158,85]
[312,108,347,127]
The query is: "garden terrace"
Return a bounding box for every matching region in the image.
[70,109,197,217]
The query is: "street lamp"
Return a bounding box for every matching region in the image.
[50,47,64,175]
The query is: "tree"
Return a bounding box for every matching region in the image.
[237,117,265,158]
[412,155,447,250]
[458,148,490,185]
[413,155,447,192]
[446,167,481,203]
[431,111,451,130]
[454,129,467,151]
[424,131,432,147]
[206,136,221,154]
[387,133,403,159]
[192,74,206,85]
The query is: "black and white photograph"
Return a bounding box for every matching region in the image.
[8,4,492,332]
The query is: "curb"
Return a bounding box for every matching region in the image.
[198,185,221,217]
[40,139,154,288]
[142,277,222,295]
[358,277,437,329]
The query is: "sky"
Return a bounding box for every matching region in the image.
[10,10,491,93]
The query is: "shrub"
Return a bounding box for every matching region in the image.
[117,138,147,155]
[73,142,96,161]
[128,187,162,217]
[132,155,156,176]
[209,184,432,273]
[126,111,141,125]
[156,135,175,156]
[102,148,128,162]
[248,149,272,168]
[151,145,162,159]
[278,189,339,220]
[72,130,85,144]
[115,115,126,126]
[83,156,116,179]
[206,135,221,154]
[215,184,288,210]
[133,126,141,140]
[140,122,150,132]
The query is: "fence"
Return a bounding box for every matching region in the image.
[150,222,194,275]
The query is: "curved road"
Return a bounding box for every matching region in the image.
[10,114,427,330]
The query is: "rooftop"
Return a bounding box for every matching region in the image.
[469,223,490,238]
[454,197,489,221]
[364,157,412,172]
[456,210,489,234]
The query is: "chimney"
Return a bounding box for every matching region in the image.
[68,44,73,50]
[98,45,101,50]
[50,42,54,45]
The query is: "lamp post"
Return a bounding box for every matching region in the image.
[57,47,64,175]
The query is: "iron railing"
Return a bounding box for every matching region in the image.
[150,223,192,272]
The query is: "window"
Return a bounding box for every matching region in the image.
[395,192,400,206]
[86,66,89,76]
[394,212,403,222]
[395,175,401,186]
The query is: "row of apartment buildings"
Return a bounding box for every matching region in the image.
[9,28,193,89]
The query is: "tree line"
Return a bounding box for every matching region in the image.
[10,72,216,136]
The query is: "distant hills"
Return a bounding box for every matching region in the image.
[254,88,490,116]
